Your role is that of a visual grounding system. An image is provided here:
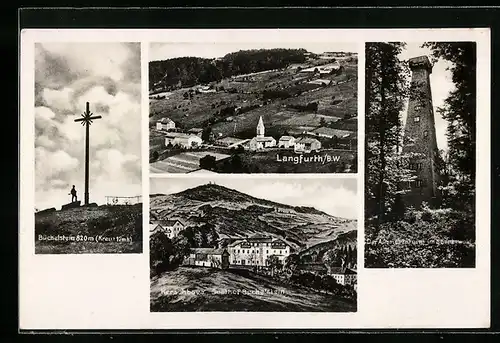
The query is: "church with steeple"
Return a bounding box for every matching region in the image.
[249,116,277,150]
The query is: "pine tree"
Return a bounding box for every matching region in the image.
[365,42,411,224]
[422,42,476,212]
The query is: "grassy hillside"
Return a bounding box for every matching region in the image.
[151,267,356,312]
[35,204,142,254]
[150,184,356,250]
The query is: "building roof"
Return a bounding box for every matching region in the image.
[296,137,321,144]
[166,133,202,141]
[165,132,190,138]
[216,137,246,145]
[308,79,331,85]
[190,247,227,255]
[329,267,357,275]
[279,135,295,141]
[311,127,353,138]
[152,219,184,227]
[299,263,328,273]
[228,239,246,247]
[159,118,174,124]
[252,136,276,142]
[188,128,203,133]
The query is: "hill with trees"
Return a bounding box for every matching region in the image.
[149,48,308,91]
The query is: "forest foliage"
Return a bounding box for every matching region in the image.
[149,48,308,90]
[364,42,476,268]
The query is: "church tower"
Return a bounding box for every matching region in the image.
[402,55,441,208]
[256,116,265,137]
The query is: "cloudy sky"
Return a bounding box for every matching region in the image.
[150,177,358,219]
[35,42,141,210]
[398,42,456,152]
[150,42,357,61]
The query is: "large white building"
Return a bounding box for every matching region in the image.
[227,235,291,267]
[165,132,203,149]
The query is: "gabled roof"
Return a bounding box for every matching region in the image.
[279,135,295,141]
[296,137,321,144]
[252,136,276,142]
[159,118,174,123]
[190,247,227,255]
[152,219,184,227]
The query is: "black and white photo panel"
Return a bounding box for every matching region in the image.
[149,176,358,312]
[364,42,477,268]
[148,41,358,174]
[33,42,143,254]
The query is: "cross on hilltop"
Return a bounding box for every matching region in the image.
[74,102,102,205]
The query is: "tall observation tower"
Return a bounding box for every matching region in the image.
[402,55,441,208]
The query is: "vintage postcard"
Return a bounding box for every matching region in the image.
[149,176,358,312]
[149,41,358,174]
[19,28,490,331]
[32,42,143,254]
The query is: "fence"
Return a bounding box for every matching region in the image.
[105,196,142,206]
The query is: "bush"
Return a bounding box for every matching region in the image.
[365,205,475,268]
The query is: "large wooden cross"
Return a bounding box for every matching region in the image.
[74,102,102,205]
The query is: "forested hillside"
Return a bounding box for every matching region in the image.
[149,48,308,90]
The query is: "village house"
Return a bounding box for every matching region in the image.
[249,116,277,151]
[149,219,185,239]
[156,117,176,131]
[294,137,322,153]
[278,135,296,148]
[165,132,203,149]
[184,248,230,269]
[309,127,353,139]
[187,127,204,138]
[227,234,291,267]
[328,267,357,286]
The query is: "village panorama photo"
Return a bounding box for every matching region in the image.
[148,39,358,174]
[149,177,358,312]
[34,42,143,254]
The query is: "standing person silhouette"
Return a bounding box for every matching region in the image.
[70,185,78,202]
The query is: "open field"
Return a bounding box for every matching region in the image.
[150,151,231,173]
[151,267,356,312]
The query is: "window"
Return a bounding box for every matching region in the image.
[237,250,240,253]
[414,179,423,188]
[267,250,269,254]
[414,104,422,111]
[414,116,420,122]
[417,163,423,170]
[423,130,429,138]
